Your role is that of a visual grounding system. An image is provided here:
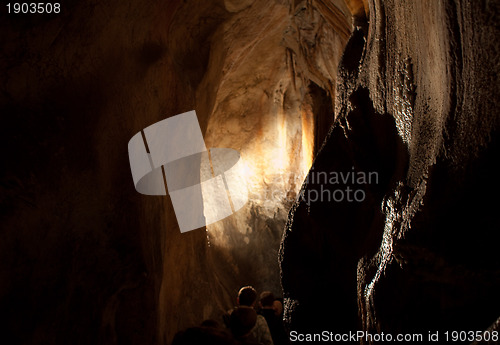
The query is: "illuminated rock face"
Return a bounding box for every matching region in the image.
[1,1,499,345]
[0,0,343,343]
[280,0,500,339]
[158,1,343,341]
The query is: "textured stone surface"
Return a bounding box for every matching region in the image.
[1,0,499,344]
[1,2,185,344]
[160,1,321,342]
[280,0,500,341]
[1,0,336,344]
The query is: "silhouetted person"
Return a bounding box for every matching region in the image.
[224,286,274,345]
[258,292,290,345]
[229,306,262,345]
[272,298,283,317]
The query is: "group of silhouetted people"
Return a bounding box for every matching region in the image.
[172,286,290,345]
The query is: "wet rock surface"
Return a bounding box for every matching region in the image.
[1,0,499,344]
[280,0,500,342]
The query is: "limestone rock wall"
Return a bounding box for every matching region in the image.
[1,0,344,344]
[1,0,498,344]
[280,0,500,340]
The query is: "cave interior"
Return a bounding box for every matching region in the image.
[0,0,499,344]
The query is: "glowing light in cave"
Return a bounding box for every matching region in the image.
[205,106,315,250]
[301,106,314,172]
[270,109,288,173]
[229,107,315,207]
[204,85,317,249]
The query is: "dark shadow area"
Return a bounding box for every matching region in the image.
[280,87,408,337]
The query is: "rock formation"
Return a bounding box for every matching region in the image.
[280,0,500,342]
[0,0,498,344]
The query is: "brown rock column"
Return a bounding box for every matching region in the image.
[280,0,500,341]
